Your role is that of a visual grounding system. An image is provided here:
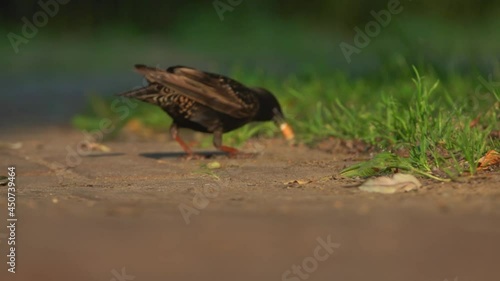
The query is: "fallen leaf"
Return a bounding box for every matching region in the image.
[469,115,480,128]
[358,173,422,194]
[477,150,500,170]
[490,130,500,139]
[284,179,311,185]
[80,142,111,152]
[284,179,313,188]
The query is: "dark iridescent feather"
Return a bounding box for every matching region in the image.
[118,64,291,157]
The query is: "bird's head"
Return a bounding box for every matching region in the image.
[252,87,295,141]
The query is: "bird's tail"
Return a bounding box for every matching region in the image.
[117,85,159,98]
[117,65,166,104]
[116,84,164,105]
[116,64,165,101]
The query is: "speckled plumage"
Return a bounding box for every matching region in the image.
[119,64,290,157]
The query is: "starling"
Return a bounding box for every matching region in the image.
[119,64,294,158]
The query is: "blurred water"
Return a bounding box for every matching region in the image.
[1,73,131,129]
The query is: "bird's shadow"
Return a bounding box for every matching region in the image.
[140,151,227,160]
[84,153,126,158]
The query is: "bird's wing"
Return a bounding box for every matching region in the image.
[134,64,258,119]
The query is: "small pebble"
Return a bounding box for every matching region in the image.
[207,161,221,169]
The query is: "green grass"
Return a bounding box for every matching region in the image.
[289,67,499,178]
[73,64,500,180]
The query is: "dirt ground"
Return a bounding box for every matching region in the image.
[1,127,500,281]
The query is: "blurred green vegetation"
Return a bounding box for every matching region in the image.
[3,0,500,75]
[3,0,500,31]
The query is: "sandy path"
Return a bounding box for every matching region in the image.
[1,127,499,281]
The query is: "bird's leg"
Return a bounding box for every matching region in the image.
[169,123,199,159]
[213,130,240,157]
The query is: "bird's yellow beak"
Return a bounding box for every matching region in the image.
[280,122,295,141]
[272,108,294,141]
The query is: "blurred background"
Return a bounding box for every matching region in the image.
[1,0,499,129]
